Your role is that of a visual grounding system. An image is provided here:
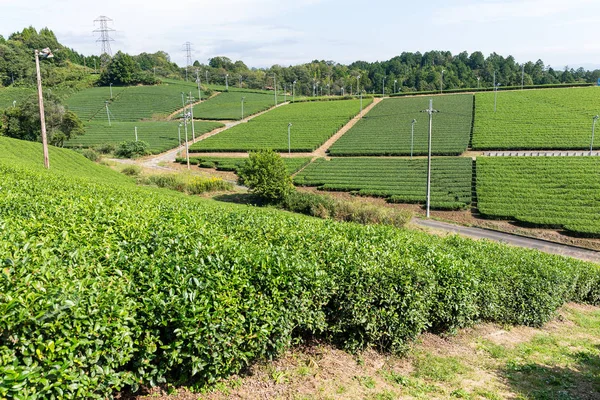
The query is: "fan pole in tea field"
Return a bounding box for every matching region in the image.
[591,115,599,156]
[225,74,229,91]
[288,123,292,155]
[241,97,245,119]
[421,99,439,218]
[104,101,111,126]
[34,48,53,169]
[292,80,296,102]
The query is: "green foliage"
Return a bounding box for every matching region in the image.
[330,95,473,156]
[192,92,276,120]
[177,156,311,175]
[98,51,158,86]
[1,135,600,398]
[0,92,85,146]
[141,173,233,194]
[80,148,100,162]
[476,157,600,236]
[473,87,600,150]
[190,99,370,152]
[121,165,142,176]
[282,190,412,227]
[66,121,223,154]
[294,157,472,209]
[115,140,150,158]
[238,150,293,202]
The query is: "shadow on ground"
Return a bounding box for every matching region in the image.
[503,344,600,400]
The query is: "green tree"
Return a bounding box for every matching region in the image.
[0,93,84,146]
[238,150,293,202]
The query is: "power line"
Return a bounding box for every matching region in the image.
[93,16,115,67]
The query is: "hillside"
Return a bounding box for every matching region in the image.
[1,137,599,398]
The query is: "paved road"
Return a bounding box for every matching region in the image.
[413,218,600,263]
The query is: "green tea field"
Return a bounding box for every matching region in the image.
[179,155,312,175]
[472,87,600,150]
[192,91,275,120]
[2,136,598,399]
[190,99,370,152]
[294,157,473,209]
[65,120,224,154]
[329,94,473,156]
[476,157,600,236]
[0,87,35,109]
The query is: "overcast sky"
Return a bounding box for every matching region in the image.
[2,0,600,69]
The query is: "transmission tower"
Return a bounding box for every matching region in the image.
[183,42,193,81]
[94,16,115,67]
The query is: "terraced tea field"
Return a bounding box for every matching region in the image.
[192,92,276,120]
[179,156,312,175]
[329,95,473,156]
[472,87,600,149]
[476,157,600,235]
[294,157,473,209]
[190,99,370,152]
[65,120,224,154]
[65,86,126,121]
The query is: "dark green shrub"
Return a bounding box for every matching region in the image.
[121,165,142,176]
[81,148,100,162]
[115,140,150,158]
[94,143,116,154]
[238,150,293,202]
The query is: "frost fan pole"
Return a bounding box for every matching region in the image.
[421,99,438,218]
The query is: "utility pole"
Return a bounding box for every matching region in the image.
[420,99,439,218]
[288,123,292,155]
[93,16,115,67]
[411,119,417,159]
[105,101,111,126]
[591,115,599,156]
[292,80,296,102]
[188,92,195,141]
[196,69,202,101]
[35,48,53,169]
[440,70,445,94]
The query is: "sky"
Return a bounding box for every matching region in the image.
[2,0,600,70]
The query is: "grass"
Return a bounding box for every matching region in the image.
[65,120,224,154]
[329,94,473,156]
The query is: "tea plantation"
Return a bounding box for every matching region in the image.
[192,91,275,120]
[178,155,312,175]
[472,87,600,150]
[294,157,473,209]
[190,99,370,152]
[477,157,600,236]
[329,94,473,156]
[65,120,224,154]
[1,137,600,398]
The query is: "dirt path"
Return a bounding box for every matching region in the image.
[312,97,382,157]
[413,218,600,263]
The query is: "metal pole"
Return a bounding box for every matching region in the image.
[288,123,292,155]
[189,92,195,141]
[411,119,416,159]
[105,101,111,126]
[196,69,202,101]
[225,74,228,91]
[184,114,190,169]
[110,83,113,99]
[440,70,445,94]
[35,50,50,169]
[357,75,360,95]
[241,96,245,120]
[421,99,438,218]
[591,115,599,156]
[135,126,138,141]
